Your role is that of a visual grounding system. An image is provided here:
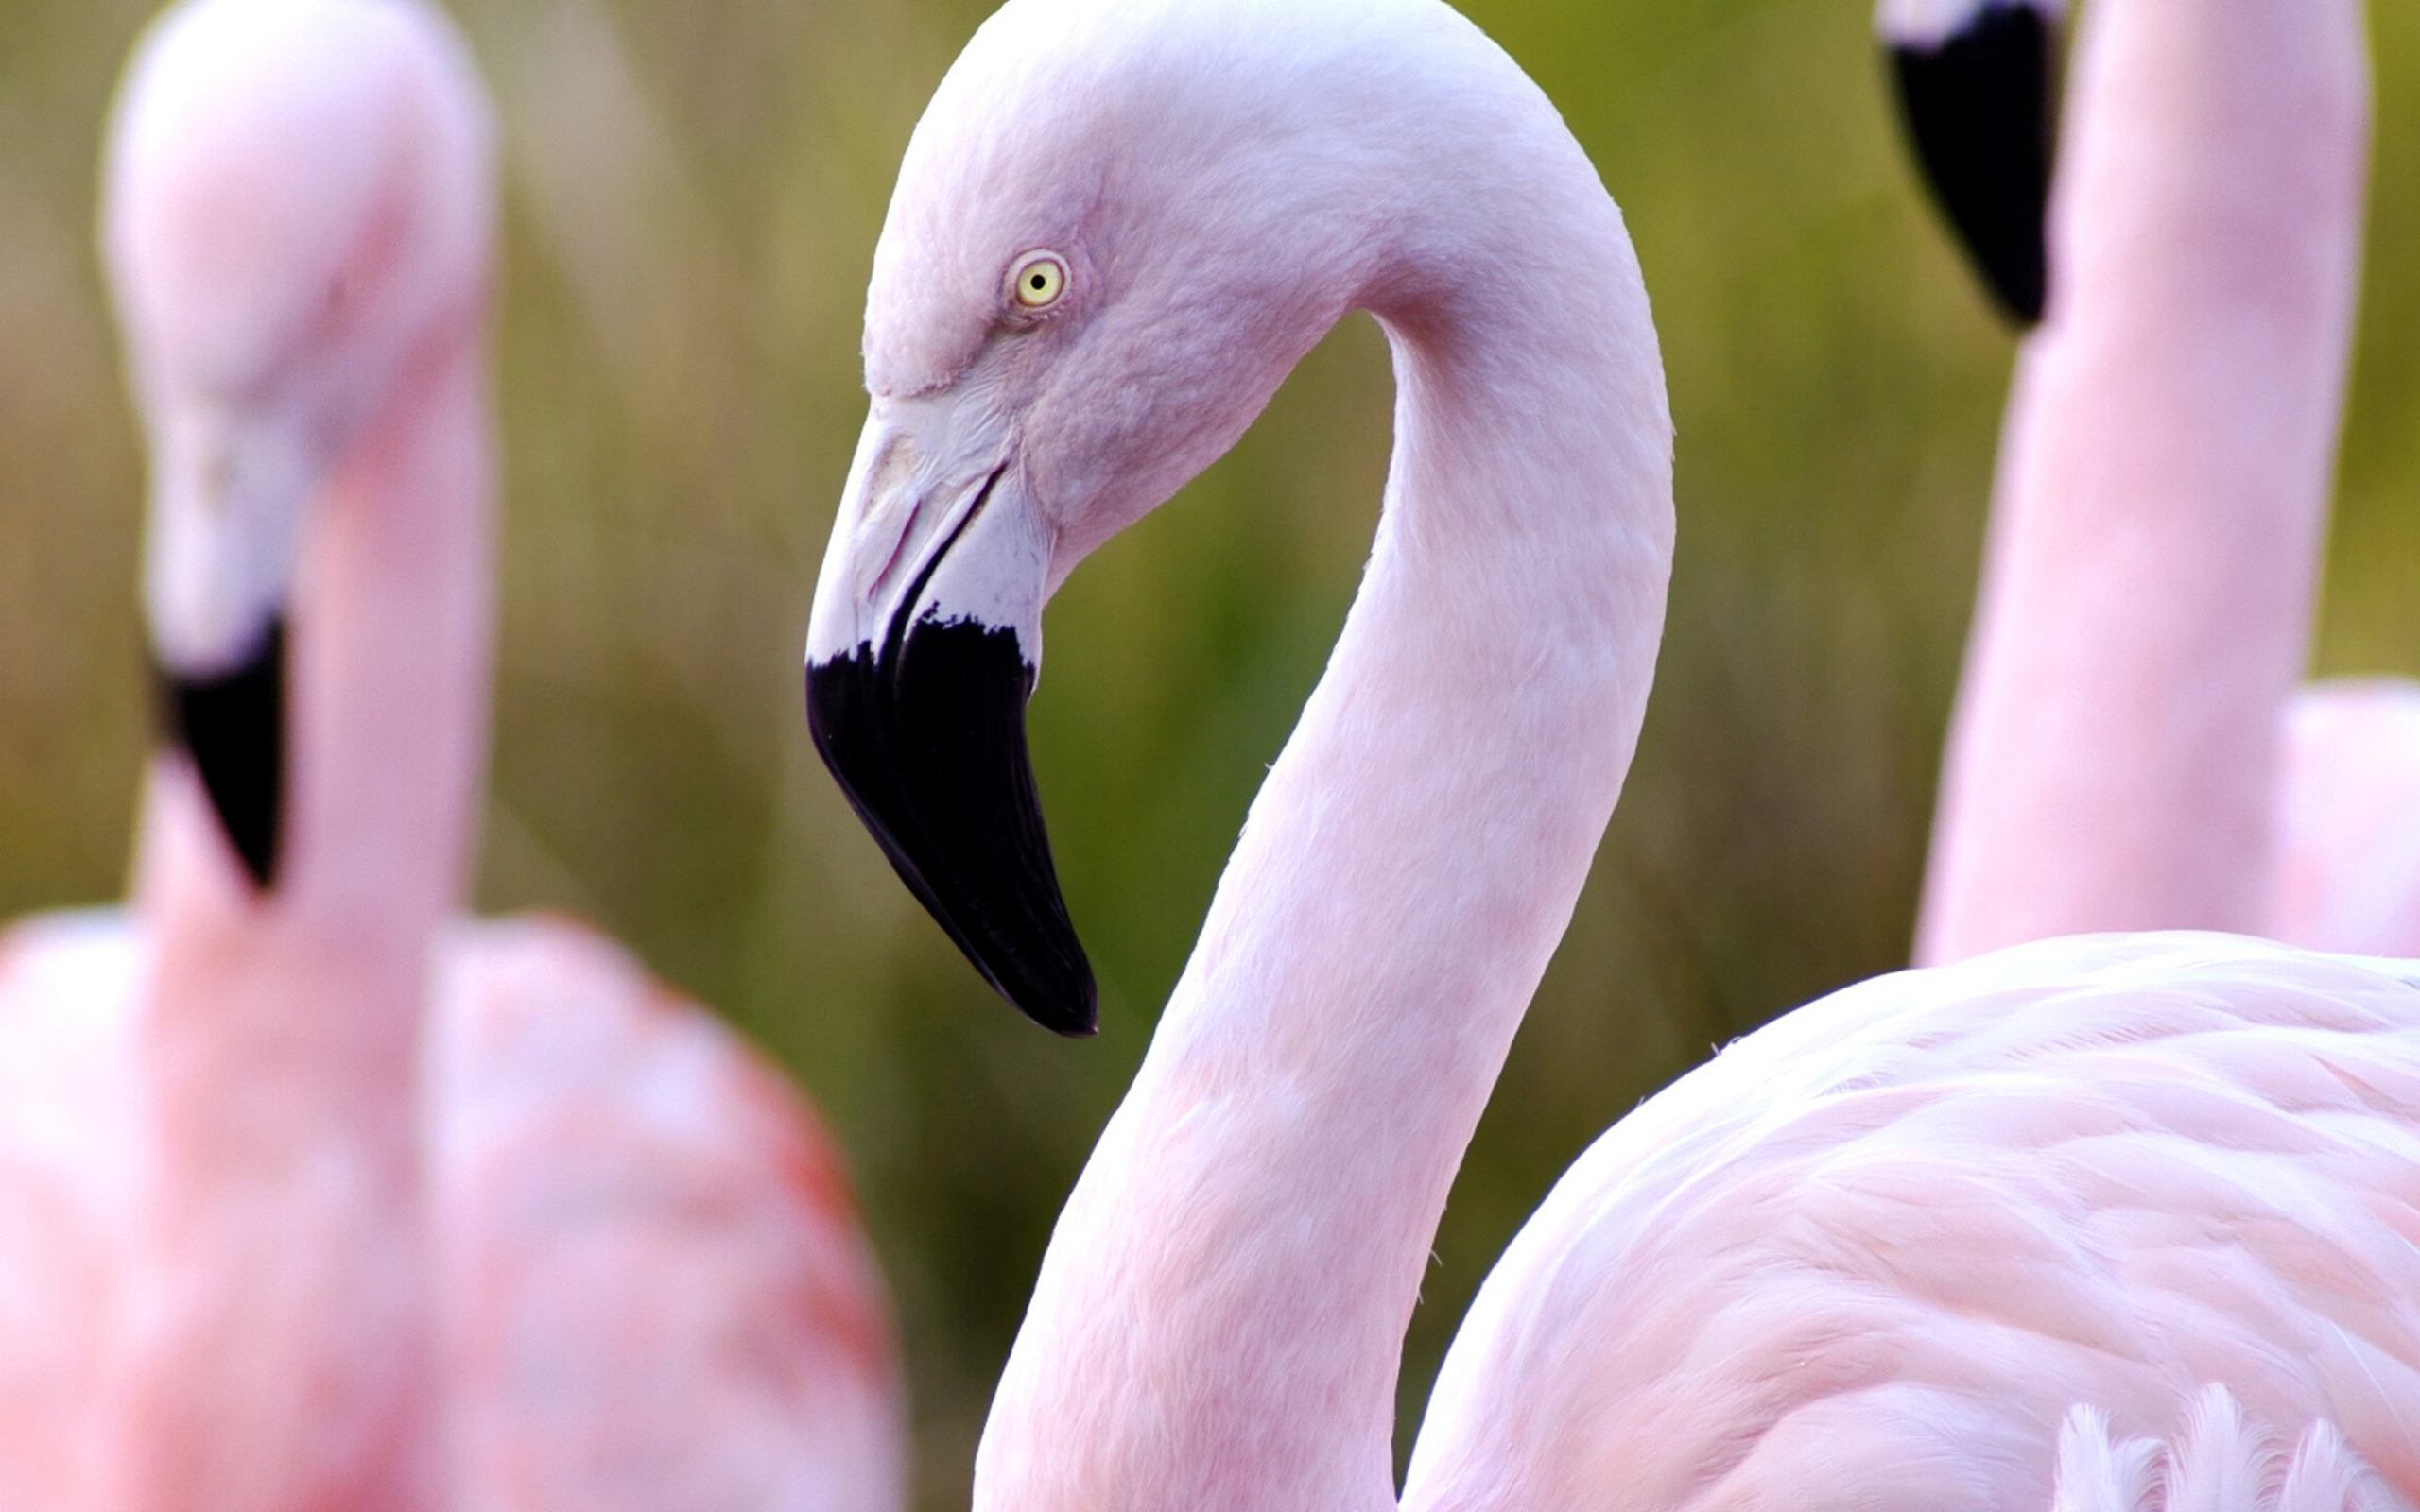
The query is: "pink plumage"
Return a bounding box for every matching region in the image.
[1408,936,2420,1511]
[2278,684,2420,959]
[432,920,898,1511]
[788,3,2420,1510]
[2051,1386,2394,1512]
[0,914,899,1511]
[0,2,900,1507]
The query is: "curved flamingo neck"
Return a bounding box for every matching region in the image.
[1915,0,2370,965]
[132,307,493,938]
[974,68,1672,1512]
[109,324,490,1512]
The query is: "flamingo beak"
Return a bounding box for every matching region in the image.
[1885,0,2059,325]
[804,398,1097,1037]
[143,400,321,891]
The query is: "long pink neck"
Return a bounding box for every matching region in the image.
[973,91,1672,1512]
[107,329,491,1512]
[1914,0,2370,965]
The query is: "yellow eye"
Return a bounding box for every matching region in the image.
[1011,252,1067,309]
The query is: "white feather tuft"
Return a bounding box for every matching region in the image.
[2275,1421,2383,1512]
[2049,1391,2396,1512]
[2052,1406,2162,1512]
[2169,1386,2283,1512]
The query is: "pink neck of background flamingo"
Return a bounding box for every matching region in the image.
[108,321,490,1512]
[1914,0,2370,966]
[972,47,1672,1512]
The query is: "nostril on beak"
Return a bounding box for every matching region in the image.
[854,438,925,608]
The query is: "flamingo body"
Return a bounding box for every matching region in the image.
[0,909,900,1511]
[430,919,899,1512]
[0,914,135,1512]
[1409,935,2420,1510]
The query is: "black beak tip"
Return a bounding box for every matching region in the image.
[806,620,1098,1039]
[156,618,285,893]
[224,816,280,893]
[1003,967,1098,1040]
[1888,4,2056,326]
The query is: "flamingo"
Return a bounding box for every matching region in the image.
[801,0,2420,1506]
[1880,0,2420,964]
[0,1,900,1507]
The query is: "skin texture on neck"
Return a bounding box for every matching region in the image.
[968,10,1673,1508]
[1914,0,2370,965]
[109,318,489,1512]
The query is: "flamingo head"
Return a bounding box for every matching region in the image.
[806,0,1444,1034]
[101,0,493,890]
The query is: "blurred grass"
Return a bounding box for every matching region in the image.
[2,0,2416,1504]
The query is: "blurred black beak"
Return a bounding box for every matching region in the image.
[157,617,285,890]
[806,468,1097,1036]
[1888,3,2058,325]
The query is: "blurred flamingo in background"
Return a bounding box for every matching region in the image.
[798,0,2420,1506]
[1882,0,2420,963]
[0,1,900,1508]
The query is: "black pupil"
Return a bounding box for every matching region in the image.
[1029,273,1046,289]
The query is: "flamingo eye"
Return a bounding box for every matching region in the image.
[1011,252,1067,310]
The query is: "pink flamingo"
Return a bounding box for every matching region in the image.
[0,1,900,1508]
[1883,0,2420,964]
[801,0,2420,1506]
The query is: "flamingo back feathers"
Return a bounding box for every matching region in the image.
[430,916,902,1512]
[1406,935,2420,1512]
[0,910,902,1511]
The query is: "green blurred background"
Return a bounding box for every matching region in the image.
[2,0,2415,1503]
